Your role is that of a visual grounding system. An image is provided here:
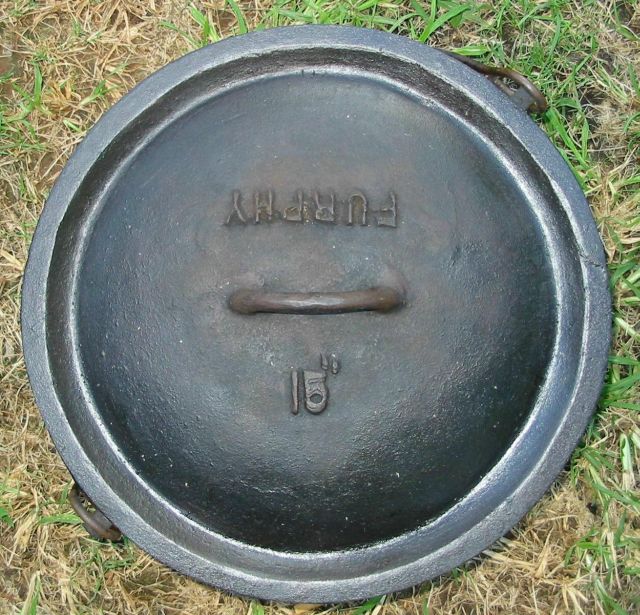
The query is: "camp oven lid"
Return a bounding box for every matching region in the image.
[21,25,610,603]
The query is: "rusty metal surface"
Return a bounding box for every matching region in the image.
[21,26,610,603]
[444,51,548,113]
[228,286,404,314]
[69,484,122,542]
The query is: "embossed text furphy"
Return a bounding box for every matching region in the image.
[224,190,397,227]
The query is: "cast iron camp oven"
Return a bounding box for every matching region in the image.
[22,26,610,603]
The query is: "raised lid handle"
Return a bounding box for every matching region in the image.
[228,286,405,315]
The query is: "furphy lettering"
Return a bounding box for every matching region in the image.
[224,190,397,228]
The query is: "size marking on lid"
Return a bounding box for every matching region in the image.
[223,190,397,227]
[291,353,340,415]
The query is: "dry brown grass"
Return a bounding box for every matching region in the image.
[1,1,639,614]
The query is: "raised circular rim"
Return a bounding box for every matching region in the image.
[21,25,611,603]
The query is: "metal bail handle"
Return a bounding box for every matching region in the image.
[69,483,122,541]
[229,286,405,315]
[444,51,548,114]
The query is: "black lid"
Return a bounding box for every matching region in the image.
[22,26,610,603]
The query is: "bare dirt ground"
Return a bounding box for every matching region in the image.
[1,1,638,614]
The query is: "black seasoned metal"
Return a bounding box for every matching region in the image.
[21,26,610,603]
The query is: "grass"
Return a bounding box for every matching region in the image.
[0,0,638,613]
